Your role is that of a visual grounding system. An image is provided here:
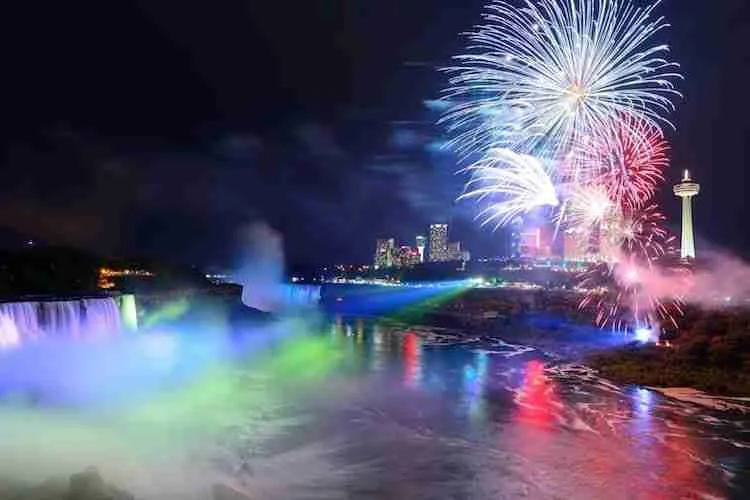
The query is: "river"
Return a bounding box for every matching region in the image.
[0,310,748,499]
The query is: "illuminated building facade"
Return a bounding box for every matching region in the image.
[396,246,421,268]
[673,170,700,259]
[416,235,427,263]
[429,224,449,262]
[374,238,396,269]
[563,231,588,262]
[97,267,154,290]
[508,217,523,258]
[447,242,461,262]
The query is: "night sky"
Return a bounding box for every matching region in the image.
[4,0,750,267]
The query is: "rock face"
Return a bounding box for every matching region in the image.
[211,484,252,500]
[0,468,135,500]
[66,468,133,500]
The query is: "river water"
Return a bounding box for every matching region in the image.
[0,311,748,499]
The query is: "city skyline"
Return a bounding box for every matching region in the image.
[373,223,470,269]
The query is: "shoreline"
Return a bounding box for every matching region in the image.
[646,387,750,413]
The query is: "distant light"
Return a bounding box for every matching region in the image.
[25,240,34,247]
[635,327,653,343]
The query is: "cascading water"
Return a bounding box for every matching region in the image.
[0,297,122,347]
[282,284,321,309]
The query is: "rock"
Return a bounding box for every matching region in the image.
[66,468,133,500]
[212,483,252,500]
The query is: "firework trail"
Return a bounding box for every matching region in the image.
[459,148,559,228]
[442,0,681,160]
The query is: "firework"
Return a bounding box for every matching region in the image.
[459,148,558,228]
[578,114,668,208]
[615,203,671,259]
[578,204,685,330]
[579,255,686,331]
[441,0,681,160]
[564,183,616,233]
[446,0,687,335]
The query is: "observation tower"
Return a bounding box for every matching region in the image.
[673,170,700,260]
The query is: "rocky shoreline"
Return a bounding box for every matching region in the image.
[0,468,254,500]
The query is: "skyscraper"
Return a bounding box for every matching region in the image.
[447,241,461,261]
[563,230,588,262]
[374,238,396,268]
[397,246,421,268]
[519,228,540,258]
[429,224,448,262]
[508,217,523,258]
[673,170,700,259]
[415,235,427,263]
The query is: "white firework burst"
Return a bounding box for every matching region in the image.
[441,0,681,160]
[459,148,559,228]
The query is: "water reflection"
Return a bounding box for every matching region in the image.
[0,313,744,499]
[463,351,489,423]
[515,360,557,429]
[326,317,739,499]
[402,332,421,388]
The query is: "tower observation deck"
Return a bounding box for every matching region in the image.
[673,170,700,260]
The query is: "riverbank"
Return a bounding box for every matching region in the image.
[587,343,750,397]
[324,285,750,398]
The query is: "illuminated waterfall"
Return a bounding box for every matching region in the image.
[0,297,123,347]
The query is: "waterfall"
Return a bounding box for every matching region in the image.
[281,284,321,309]
[0,297,123,347]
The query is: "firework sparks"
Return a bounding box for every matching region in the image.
[578,114,668,208]
[442,0,681,159]
[459,148,559,228]
[564,183,616,234]
[446,0,686,335]
[579,208,686,331]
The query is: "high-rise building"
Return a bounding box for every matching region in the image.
[374,238,396,268]
[415,235,427,263]
[563,230,588,262]
[429,224,449,262]
[447,242,461,261]
[508,217,523,258]
[397,246,421,268]
[674,170,700,259]
[519,228,541,258]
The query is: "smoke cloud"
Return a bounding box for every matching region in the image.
[683,250,750,308]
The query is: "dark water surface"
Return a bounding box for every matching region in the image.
[0,313,748,499]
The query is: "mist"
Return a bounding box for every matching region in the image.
[683,250,750,307]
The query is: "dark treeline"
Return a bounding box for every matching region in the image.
[0,246,215,298]
[590,305,750,395]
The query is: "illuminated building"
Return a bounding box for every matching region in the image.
[673,170,700,259]
[563,231,588,262]
[509,217,523,258]
[518,226,553,260]
[98,267,154,290]
[416,235,427,263]
[519,228,541,258]
[397,246,421,268]
[374,238,396,268]
[429,224,449,262]
[447,242,461,261]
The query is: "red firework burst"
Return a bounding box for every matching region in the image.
[578,204,687,332]
[579,113,668,209]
